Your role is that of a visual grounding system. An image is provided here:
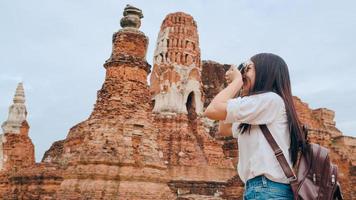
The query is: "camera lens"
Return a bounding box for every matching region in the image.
[238,63,246,74]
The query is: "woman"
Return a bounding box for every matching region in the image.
[203,53,307,199]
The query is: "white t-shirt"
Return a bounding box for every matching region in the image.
[224,91,293,184]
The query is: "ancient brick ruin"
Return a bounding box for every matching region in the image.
[0,4,355,200]
[0,83,35,173]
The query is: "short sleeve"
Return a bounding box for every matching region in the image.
[224,92,284,125]
[231,123,240,138]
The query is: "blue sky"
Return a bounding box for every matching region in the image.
[0,0,355,162]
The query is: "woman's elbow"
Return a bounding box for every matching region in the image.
[203,107,214,119]
[203,107,220,120]
[203,107,227,121]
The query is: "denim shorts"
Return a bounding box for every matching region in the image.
[243,175,294,200]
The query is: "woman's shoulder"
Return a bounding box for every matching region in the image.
[225,91,285,125]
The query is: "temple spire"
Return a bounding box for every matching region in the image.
[13,82,25,104]
[1,82,28,134]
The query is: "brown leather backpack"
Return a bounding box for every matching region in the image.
[259,124,344,200]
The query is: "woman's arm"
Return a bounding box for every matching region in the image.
[203,78,243,121]
[218,121,232,137]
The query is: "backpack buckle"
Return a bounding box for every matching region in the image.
[288,174,298,182]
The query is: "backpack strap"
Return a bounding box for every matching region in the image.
[259,124,297,183]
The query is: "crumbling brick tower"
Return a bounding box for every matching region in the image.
[49,5,175,199]
[0,83,35,198]
[0,82,35,173]
[150,12,236,196]
[150,12,203,115]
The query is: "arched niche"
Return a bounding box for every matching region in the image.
[186,91,197,121]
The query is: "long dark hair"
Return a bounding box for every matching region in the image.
[238,53,307,166]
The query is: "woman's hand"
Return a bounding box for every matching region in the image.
[225,64,242,84]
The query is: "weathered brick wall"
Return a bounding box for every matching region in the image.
[2,163,63,200]
[1,131,35,173]
[41,139,65,163]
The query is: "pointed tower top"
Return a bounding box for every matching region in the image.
[13,82,25,104]
[120,4,143,29]
[2,82,28,134]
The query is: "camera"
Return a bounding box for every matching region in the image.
[237,62,246,74]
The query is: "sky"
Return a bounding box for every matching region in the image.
[0,0,355,162]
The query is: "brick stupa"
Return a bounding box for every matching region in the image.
[150,12,236,186]
[52,5,175,199]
